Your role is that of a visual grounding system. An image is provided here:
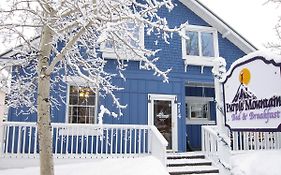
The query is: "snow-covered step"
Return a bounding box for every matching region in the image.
[166,152,219,175]
[167,158,212,167]
[167,165,219,175]
[167,152,205,159]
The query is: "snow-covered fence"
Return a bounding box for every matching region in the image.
[0,122,167,165]
[231,131,281,151]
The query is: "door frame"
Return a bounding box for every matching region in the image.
[147,94,178,151]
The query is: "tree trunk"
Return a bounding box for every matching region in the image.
[37,24,54,175]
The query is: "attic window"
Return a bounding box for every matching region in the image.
[182,25,219,72]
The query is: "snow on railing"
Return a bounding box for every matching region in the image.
[0,122,167,165]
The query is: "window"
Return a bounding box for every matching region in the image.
[68,86,97,124]
[182,25,219,69]
[186,97,211,120]
[185,83,215,124]
[101,20,144,60]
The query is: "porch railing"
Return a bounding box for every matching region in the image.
[202,125,281,154]
[201,125,219,160]
[0,122,168,165]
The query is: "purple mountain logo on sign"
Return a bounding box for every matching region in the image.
[232,84,257,103]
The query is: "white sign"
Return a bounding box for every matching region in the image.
[223,54,281,130]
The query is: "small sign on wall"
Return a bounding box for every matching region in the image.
[222,52,281,131]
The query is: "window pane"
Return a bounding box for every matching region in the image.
[68,86,96,124]
[186,31,199,56]
[190,102,208,119]
[201,32,214,57]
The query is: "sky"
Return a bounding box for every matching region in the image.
[198,0,281,50]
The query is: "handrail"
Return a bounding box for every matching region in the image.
[150,125,168,166]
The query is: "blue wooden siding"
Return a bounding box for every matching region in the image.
[7,0,248,152]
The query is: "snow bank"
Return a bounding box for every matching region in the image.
[0,156,169,175]
[231,150,281,175]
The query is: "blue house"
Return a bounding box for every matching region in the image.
[1,0,256,157]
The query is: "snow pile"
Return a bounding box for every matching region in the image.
[231,150,281,175]
[0,156,169,175]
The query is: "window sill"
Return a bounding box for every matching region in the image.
[183,56,217,72]
[186,118,216,125]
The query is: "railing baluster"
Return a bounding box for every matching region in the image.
[134,128,137,154]
[55,126,59,155]
[81,127,84,155]
[71,126,74,155]
[138,129,141,154]
[75,126,79,154]
[17,126,21,155]
[129,128,132,154]
[142,129,146,153]
[120,128,123,154]
[34,126,38,155]
[124,128,127,154]
[110,128,113,155]
[86,127,89,155]
[105,128,108,155]
[66,126,69,154]
[11,125,15,154]
[5,125,10,154]
[115,128,118,154]
[22,126,27,155]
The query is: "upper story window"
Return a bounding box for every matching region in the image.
[101,21,144,60]
[68,86,97,124]
[182,25,219,70]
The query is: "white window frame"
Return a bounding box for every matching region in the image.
[65,77,99,124]
[101,22,145,60]
[182,25,219,71]
[185,96,215,125]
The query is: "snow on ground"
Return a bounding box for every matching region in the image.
[231,150,281,175]
[0,156,169,175]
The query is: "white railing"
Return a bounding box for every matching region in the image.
[0,122,167,165]
[202,125,281,154]
[231,131,281,151]
[201,125,219,160]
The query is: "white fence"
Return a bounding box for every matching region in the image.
[0,122,168,165]
[202,125,281,154]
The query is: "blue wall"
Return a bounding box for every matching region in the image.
[7,0,247,152]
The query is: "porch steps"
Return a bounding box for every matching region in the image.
[166,152,219,175]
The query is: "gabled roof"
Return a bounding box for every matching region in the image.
[180,0,257,54]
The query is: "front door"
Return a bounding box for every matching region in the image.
[148,94,178,151]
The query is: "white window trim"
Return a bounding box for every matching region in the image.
[65,76,99,124]
[185,96,214,124]
[101,23,145,61]
[182,25,219,71]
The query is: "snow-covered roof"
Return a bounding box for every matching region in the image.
[180,0,257,54]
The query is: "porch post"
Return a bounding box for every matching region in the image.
[213,60,231,169]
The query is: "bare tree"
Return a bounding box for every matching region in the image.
[0,1,186,175]
[265,0,281,53]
